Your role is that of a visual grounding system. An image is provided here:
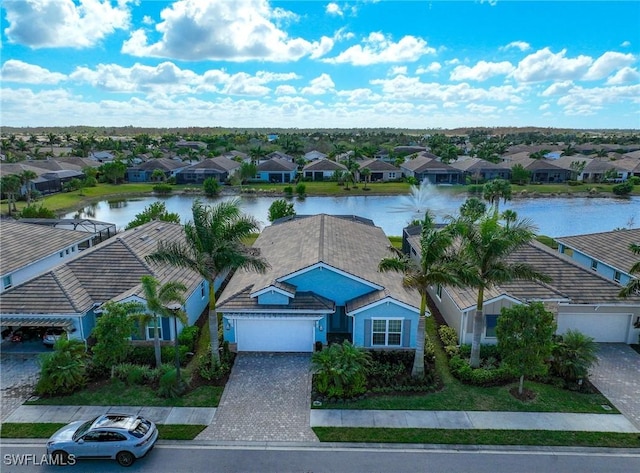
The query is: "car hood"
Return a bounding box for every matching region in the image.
[48,421,85,443]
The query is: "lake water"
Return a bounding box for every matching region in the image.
[64,191,640,237]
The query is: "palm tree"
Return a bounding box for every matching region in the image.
[1,174,21,216]
[379,212,464,377]
[482,179,512,213]
[136,276,187,368]
[619,243,640,297]
[20,170,38,204]
[453,210,551,368]
[146,199,269,363]
[360,168,371,190]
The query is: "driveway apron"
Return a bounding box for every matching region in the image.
[0,352,41,422]
[196,353,318,442]
[589,343,640,429]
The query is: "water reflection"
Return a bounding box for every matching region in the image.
[64,193,640,238]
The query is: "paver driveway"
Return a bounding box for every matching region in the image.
[0,353,40,422]
[196,353,318,442]
[589,343,640,429]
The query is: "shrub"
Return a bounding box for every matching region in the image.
[197,351,230,381]
[158,368,189,398]
[550,330,598,382]
[36,339,87,396]
[312,341,371,399]
[178,326,199,352]
[203,177,221,196]
[161,345,190,365]
[449,355,514,386]
[19,204,56,219]
[438,325,458,349]
[283,186,293,197]
[153,184,173,195]
[458,344,501,361]
[612,181,633,196]
[112,363,153,386]
[295,183,306,197]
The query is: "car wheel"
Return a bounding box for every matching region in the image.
[116,451,136,467]
[51,450,69,466]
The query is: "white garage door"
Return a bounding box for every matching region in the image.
[557,313,630,343]
[236,319,315,352]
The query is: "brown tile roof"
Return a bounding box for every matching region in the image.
[257,157,297,172]
[1,220,94,274]
[358,159,401,172]
[555,228,640,275]
[218,287,334,313]
[302,158,347,172]
[0,221,203,316]
[135,158,185,171]
[218,214,419,311]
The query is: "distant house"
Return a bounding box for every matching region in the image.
[525,159,572,183]
[448,156,510,182]
[265,151,295,163]
[89,151,115,162]
[357,159,401,182]
[175,156,241,184]
[304,150,327,162]
[302,158,347,181]
[555,229,640,286]
[127,158,187,182]
[400,154,462,184]
[176,140,207,151]
[255,158,297,183]
[404,227,640,345]
[0,221,217,344]
[218,214,420,352]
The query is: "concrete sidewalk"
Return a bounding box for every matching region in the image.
[310,409,640,433]
[2,405,216,426]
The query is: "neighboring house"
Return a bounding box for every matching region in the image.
[0,220,96,292]
[448,156,511,182]
[175,156,241,184]
[0,221,215,344]
[304,150,327,161]
[555,229,640,286]
[255,158,297,183]
[264,151,295,163]
[400,154,463,184]
[404,228,640,345]
[553,156,592,181]
[175,140,207,151]
[357,159,401,182]
[89,151,115,162]
[217,214,420,352]
[302,158,347,181]
[127,158,187,182]
[524,159,572,183]
[1,159,95,196]
[33,170,86,194]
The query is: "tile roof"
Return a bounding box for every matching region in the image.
[555,228,640,275]
[302,158,347,171]
[1,220,94,275]
[134,158,185,171]
[218,214,419,312]
[257,157,297,172]
[0,221,203,316]
[358,159,401,172]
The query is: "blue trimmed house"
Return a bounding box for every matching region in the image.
[217,214,420,352]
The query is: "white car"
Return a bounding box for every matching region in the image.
[42,328,65,346]
[46,414,158,467]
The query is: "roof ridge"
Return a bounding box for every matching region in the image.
[318,214,325,262]
[51,267,89,313]
[116,236,156,274]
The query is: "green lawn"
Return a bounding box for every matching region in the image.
[26,381,222,408]
[0,423,206,440]
[313,427,640,448]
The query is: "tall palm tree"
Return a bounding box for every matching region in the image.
[146,199,269,363]
[137,275,187,368]
[379,212,464,378]
[619,243,640,297]
[482,179,512,212]
[1,174,21,216]
[453,210,551,368]
[360,168,371,190]
[20,170,38,204]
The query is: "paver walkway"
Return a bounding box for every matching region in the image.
[196,353,318,442]
[0,353,40,422]
[589,343,640,430]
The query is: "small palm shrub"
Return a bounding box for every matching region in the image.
[197,352,230,382]
[158,368,190,398]
[112,363,156,386]
[550,330,599,383]
[312,341,371,399]
[449,355,514,386]
[36,339,88,396]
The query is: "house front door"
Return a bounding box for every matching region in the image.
[329,306,350,333]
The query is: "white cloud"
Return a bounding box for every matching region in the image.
[121,0,331,62]
[336,87,381,103]
[583,52,636,80]
[301,73,335,95]
[606,67,640,85]
[621,41,631,48]
[3,0,131,49]
[555,84,640,116]
[512,48,593,83]
[466,103,498,114]
[416,62,441,74]
[0,60,66,84]
[501,41,531,52]
[539,103,550,111]
[450,61,514,82]
[275,85,297,95]
[326,3,343,16]
[324,33,434,65]
[142,15,154,26]
[445,58,460,66]
[388,66,407,76]
[540,81,575,97]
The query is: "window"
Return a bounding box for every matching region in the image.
[201,282,206,298]
[59,252,64,258]
[590,259,598,271]
[2,275,12,290]
[485,314,498,338]
[389,172,396,179]
[146,321,162,340]
[436,284,442,299]
[614,271,621,283]
[372,319,402,347]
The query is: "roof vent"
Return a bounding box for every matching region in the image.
[140,234,150,241]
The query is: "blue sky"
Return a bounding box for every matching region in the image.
[1,1,639,129]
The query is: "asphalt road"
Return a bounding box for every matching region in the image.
[1,441,639,473]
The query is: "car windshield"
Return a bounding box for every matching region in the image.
[73,417,98,441]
